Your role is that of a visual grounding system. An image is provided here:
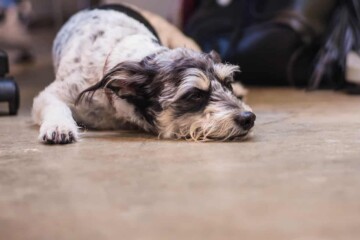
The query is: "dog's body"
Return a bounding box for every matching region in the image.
[32,5,255,144]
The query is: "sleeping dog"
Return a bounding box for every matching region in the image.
[32,4,256,144]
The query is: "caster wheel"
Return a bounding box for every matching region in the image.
[8,82,20,115]
[0,78,20,115]
[0,50,20,115]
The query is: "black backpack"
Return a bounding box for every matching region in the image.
[185,0,359,90]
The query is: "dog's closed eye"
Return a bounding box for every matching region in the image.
[172,88,210,117]
[181,88,209,102]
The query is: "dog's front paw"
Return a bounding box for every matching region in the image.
[39,122,78,144]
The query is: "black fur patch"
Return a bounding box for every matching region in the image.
[120,95,161,126]
[173,88,210,117]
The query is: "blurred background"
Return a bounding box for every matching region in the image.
[0,0,183,64]
[1,0,358,88]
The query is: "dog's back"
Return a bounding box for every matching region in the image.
[52,8,156,74]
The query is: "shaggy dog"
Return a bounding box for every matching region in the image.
[32,4,255,144]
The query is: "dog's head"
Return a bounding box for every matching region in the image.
[78,48,255,141]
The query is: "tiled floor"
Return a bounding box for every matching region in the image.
[1,29,360,240]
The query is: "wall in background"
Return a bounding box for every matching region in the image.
[104,0,182,25]
[30,0,182,26]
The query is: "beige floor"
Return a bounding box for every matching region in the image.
[1,30,360,240]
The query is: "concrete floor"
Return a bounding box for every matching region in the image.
[1,30,360,240]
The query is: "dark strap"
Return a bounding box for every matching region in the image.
[94,4,161,44]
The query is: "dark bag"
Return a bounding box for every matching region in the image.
[185,0,337,86]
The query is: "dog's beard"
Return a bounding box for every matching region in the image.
[158,109,249,142]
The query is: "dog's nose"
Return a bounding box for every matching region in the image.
[235,111,256,130]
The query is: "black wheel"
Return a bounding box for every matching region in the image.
[8,81,20,115]
[1,50,20,115]
[9,99,18,115]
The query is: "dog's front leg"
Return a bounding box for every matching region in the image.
[32,86,78,144]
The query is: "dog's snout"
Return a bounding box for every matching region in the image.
[235,111,256,130]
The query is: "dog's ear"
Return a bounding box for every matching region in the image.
[76,60,158,104]
[104,61,156,97]
[209,50,222,63]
